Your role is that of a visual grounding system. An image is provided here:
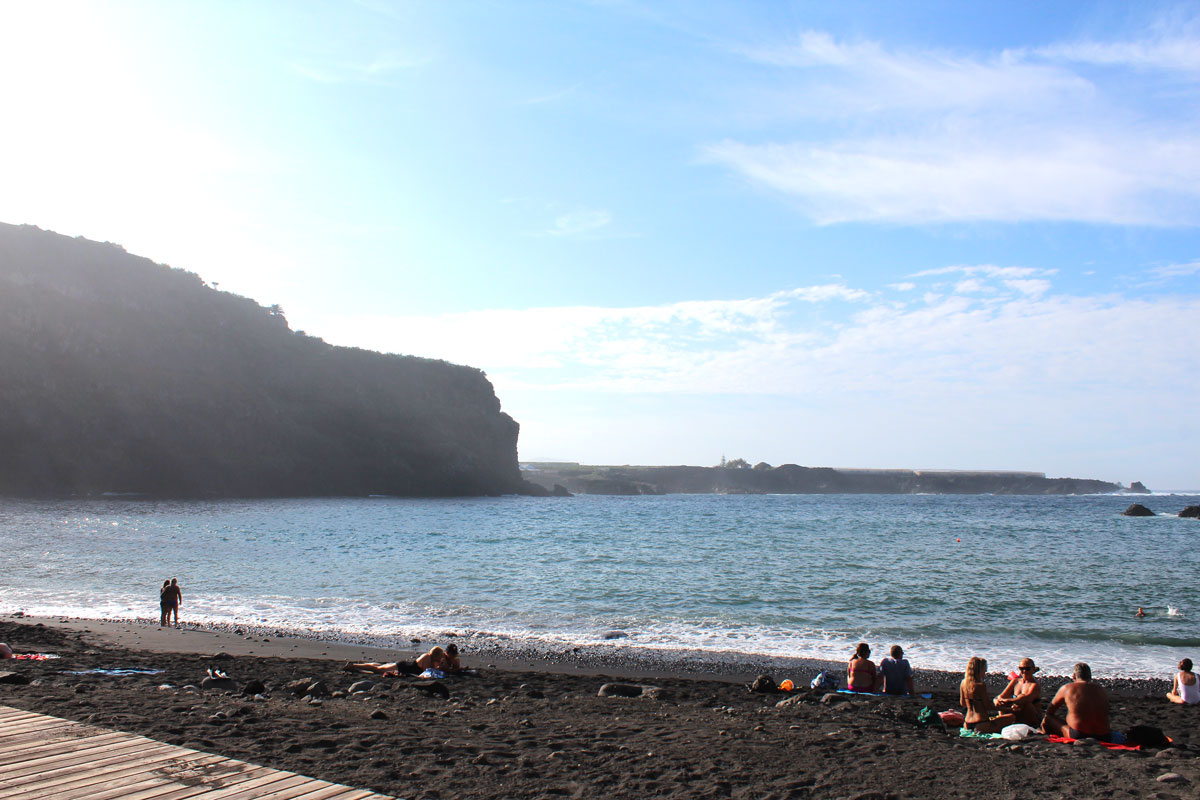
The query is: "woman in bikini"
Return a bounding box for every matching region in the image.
[847,642,878,692]
[345,644,461,676]
[960,656,1016,733]
[1166,658,1200,704]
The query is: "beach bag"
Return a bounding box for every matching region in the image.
[1125,725,1169,748]
[1000,724,1038,741]
[916,706,936,726]
[810,671,839,692]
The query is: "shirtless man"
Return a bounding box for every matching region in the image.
[995,657,1043,726]
[1041,662,1111,741]
[346,644,462,676]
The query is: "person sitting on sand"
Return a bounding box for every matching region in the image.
[994,657,1043,726]
[1166,658,1200,704]
[878,645,915,696]
[1041,662,1113,741]
[346,644,462,676]
[847,642,878,692]
[0,643,12,659]
[959,656,1016,733]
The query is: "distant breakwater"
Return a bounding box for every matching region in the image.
[521,463,1145,496]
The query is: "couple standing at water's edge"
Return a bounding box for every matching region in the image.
[159,578,181,627]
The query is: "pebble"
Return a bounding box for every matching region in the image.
[369,709,388,720]
[1156,772,1184,783]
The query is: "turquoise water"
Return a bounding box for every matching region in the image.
[1,493,1197,677]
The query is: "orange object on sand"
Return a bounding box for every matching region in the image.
[778,679,794,692]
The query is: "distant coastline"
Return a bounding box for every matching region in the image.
[521,462,1148,496]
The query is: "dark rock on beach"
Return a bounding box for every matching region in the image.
[1123,503,1156,516]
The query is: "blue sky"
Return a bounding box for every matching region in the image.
[2,1,1198,488]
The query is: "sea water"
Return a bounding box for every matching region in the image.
[1,493,1197,678]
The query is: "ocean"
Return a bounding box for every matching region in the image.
[2,493,1197,678]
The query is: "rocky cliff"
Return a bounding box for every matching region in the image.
[0,223,527,498]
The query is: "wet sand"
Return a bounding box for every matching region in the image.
[1,616,1197,799]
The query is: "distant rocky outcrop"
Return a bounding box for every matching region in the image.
[522,463,1139,496]
[1128,481,1150,494]
[1122,504,1156,517]
[0,222,531,498]
[1179,506,1200,519]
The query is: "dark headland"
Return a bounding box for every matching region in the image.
[0,222,530,498]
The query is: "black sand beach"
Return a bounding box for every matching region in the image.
[2,617,1198,799]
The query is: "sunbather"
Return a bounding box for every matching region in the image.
[847,643,877,692]
[878,645,915,696]
[345,644,462,676]
[960,656,1016,733]
[995,657,1042,725]
[1041,662,1112,741]
[1166,658,1199,704]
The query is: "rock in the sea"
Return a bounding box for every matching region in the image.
[551,484,572,497]
[0,672,30,685]
[1122,503,1155,517]
[1129,481,1149,493]
[602,630,628,640]
[1179,505,1200,519]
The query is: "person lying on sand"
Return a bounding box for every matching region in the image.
[346,644,462,676]
[1166,658,1200,704]
[847,643,878,692]
[994,657,1043,726]
[878,644,915,696]
[1041,662,1112,741]
[959,656,1016,733]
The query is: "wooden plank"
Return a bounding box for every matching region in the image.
[0,740,181,787]
[0,732,136,767]
[0,707,398,800]
[0,748,190,798]
[0,750,221,798]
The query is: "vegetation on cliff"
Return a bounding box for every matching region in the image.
[0,223,524,497]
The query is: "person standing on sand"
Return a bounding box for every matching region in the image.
[878,645,915,696]
[159,580,172,627]
[995,657,1042,726]
[1166,658,1200,704]
[1041,662,1115,741]
[162,578,182,627]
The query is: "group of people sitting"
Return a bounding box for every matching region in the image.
[847,643,917,695]
[850,642,1197,742]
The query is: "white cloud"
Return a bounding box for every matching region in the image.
[1003,279,1052,297]
[546,209,612,236]
[291,53,428,84]
[711,27,1200,226]
[1149,259,1200,278]
[889,282,916,292]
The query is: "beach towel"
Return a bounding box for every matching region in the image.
[1045,734,1139,751]
[61,668,164,676]
[959,727,1004,739]
[12,653,59,660]
[418,668,447,680]
[837,689,932,699]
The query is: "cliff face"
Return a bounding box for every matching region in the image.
[0,223,524,497]
[523,464,1140,496]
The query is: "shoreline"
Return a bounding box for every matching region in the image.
[2,615,1196,799]
[11,613,1173,698]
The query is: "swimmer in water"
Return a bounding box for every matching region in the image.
[1136,607,1146,618]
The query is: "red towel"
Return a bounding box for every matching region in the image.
[1045,734,1140,751]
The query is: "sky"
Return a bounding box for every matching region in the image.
[1,0,1198,489]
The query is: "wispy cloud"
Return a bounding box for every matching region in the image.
[709,24,1200,226]
[546,209,612,236]
[291,53,428,84]
[1149,258,1200,278]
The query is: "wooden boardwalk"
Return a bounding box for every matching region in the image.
[0,705,398,800]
